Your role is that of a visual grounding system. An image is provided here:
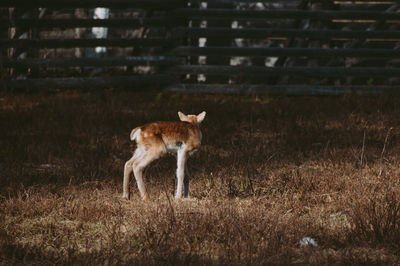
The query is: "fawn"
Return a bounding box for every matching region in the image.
[123,111,206,201]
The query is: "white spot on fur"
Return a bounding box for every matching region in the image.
[166,143,182,152]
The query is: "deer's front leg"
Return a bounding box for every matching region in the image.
[175,148,187,199]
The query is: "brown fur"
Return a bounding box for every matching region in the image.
[123,111,206,201]
[134,121,202,153]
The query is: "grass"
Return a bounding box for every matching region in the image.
[1,90,400,264]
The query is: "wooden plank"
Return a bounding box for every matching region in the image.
[0,75,175,90]
[1,56,180,68]
[334,0,395,2]
[187,18,399,26]
[1,18,176,28]
[175,27,400,40]
[172,47,400,58]
[337,4,394,12]
[174,27,400,40]
[169,65,400,77]
[188,0,303,3]
[0,0,183,8]
[188,0,395,3]
[0,38,171,48]
[188,0,395,5]
[205,19,295,29]
[167,84,400,96]
[187,0,393,4]
[174,8,400,20]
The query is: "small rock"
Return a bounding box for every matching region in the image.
[300,237,318,247]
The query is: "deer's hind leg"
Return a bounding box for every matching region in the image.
[133,140,166,201]
[123,156,134,199]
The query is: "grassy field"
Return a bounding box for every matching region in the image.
[1,90,400,264]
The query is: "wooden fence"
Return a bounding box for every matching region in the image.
[1,0,399,95]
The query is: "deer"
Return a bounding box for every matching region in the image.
[122,111,206,201]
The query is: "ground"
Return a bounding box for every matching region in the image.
[1,90,400,264]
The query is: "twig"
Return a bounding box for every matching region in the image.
[163,183,176,223]
[359,130,366,198]
[246,157,255,195]
[155,184,176,248]
[379,127,392,177]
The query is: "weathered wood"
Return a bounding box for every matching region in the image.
[187,18,399,26]
[169,65,400,78]
[345,3,398,51]
[188,0,302,3]
[1,18,176,28]
[188,0,395,3]
[0,38,171,48]
[338,4,394,12]
[174,8,400,20]
[205,0,233,83]
[2,1,399,94]
[174,27,400,40]
[172,47,400,58]
[167,84,400,96]
[1,56,180,68]
[0,0,183,9]
[334,0,395,2]
[0,75,175,90]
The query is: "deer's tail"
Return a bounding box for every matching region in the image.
[130,127,141,141]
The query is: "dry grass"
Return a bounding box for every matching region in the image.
[1,90,400,264]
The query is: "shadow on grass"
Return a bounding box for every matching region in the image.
[1,91,400,264]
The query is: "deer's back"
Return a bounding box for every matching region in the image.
[140,121,201,148]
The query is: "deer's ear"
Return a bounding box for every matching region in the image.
[178,111,189,122]
[197,111,206,123]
